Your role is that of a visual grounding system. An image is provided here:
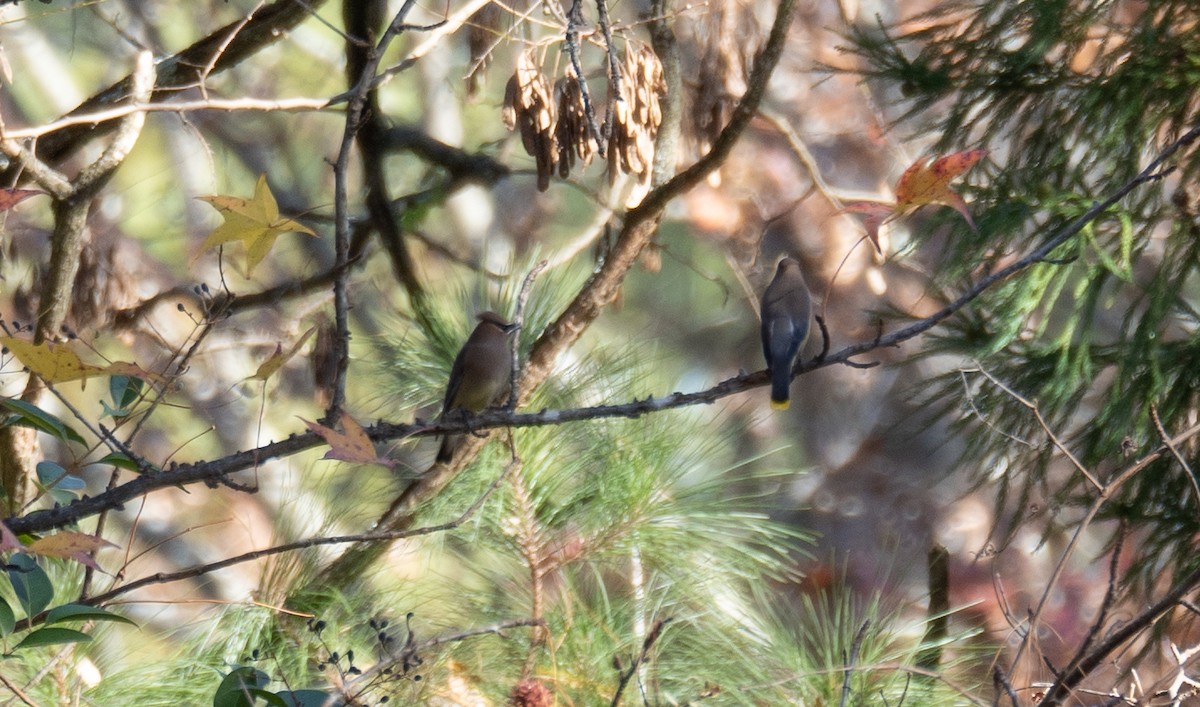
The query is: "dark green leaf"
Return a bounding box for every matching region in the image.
[6,554,53,618]
[213,666,270,707]
[0,598,14,637]
[12,627,91,651]
[275,690,336,707]
[45,603,137,627]
[0,399,85,445]
[94,452,141,472]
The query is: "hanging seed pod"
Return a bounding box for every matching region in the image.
[689,0,758,155]
[554,71,598,179]
[466,1,503,96]
[502,50,559,190]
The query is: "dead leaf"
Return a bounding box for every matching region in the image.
[894,149,989,230]
[0,189,45,211]
[303,413,395,469]
[28,532,115,572]
[252,326,316,381]
[197,175,317,276]
[103,361,165,384]
[841,201,897,254]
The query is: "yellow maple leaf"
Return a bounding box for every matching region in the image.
[894,149,989,230]
[251,326,316,381]
[197,174,317,276]
[1,337,163,387]
[2,337,107,384]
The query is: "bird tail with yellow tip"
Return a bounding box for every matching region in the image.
[770,365,792,410]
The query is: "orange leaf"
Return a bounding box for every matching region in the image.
[2,337,108,384]
[841,201,897,255]
[28,532,115,572]
[303,413,395,469]
[0,188,44,211]
[252,326,316,381]
[196,174,317,276]
[894,149,988,230]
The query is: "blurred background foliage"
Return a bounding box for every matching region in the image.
[0,0,1197,703]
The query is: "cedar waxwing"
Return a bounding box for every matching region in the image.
[760,256,812,410]
[436,311,518,462]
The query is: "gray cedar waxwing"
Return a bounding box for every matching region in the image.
[436,311,518,462]
[760,257,812,410]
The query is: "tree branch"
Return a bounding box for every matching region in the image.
[6,0,329,173]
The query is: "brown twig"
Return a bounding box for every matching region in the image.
[509,261,549,412]
[611,617,672,706]
[564,0,606,154]
[1150,404,1200,511]
[329,0,423,419]
[992,665,1019,707]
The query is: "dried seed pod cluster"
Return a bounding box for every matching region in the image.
[466,1,504,96]
[502,45,665,192]
[503,51,559,191]
[608,44,666,186]
[554,70,598,179]
[687,0,758,156]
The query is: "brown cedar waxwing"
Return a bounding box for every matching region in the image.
[436,311,518,462]
[760,256,812,410]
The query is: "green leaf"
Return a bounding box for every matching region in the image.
[213,666,270,707]
[5,554,53,618]
[275,690,335,707]
[0,598,14,637]
[35,461,85,492]
[0,399,86,445]
[12,627,91,651]
[94,452,141,472]
[45,603,137,627]
[110,374,143,410]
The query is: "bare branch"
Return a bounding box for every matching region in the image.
[0,98,334,141]
[13,0,330,171]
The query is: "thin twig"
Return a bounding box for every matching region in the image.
[839,620,871,707]
[1150,404,1200,511]
[328,0,423,419]
[509,261,549,411]
[1054,521,1127,688]
[611,617,672,707]
[992,665,1020,707]
[0,97,333,141]
[967,364,1102,491]
[565,0,606,154]
[0,669,39,707]
[595,0,620,148]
